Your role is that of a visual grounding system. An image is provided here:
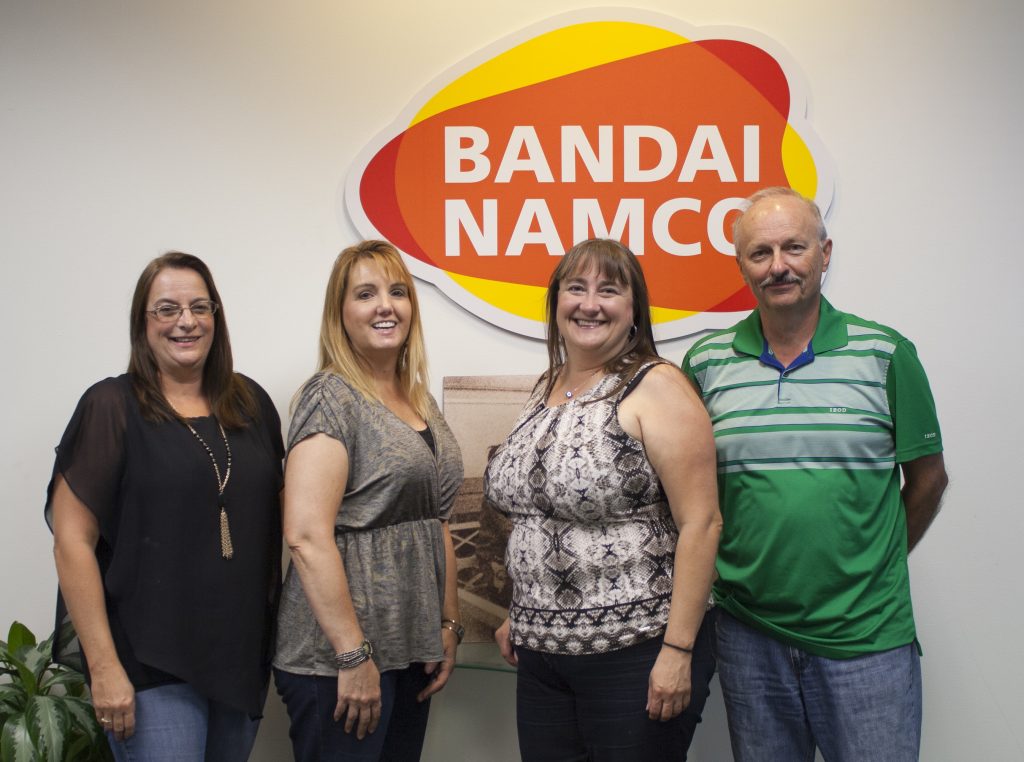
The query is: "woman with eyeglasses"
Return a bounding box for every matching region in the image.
[272,240,464,761]
[47,252,283,761]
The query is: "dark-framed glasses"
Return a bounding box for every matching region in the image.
[146,300,219,322]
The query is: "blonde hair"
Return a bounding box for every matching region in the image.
[317,240,430,417]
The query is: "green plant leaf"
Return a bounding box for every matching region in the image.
[40,667,86,695]
[21,648,50,691]
[0,712,37,762]
[2,650,37,698]
[66,680,86,699]
[54,622,77,658]
[52,622,86,676]
[37,631,55,656]
[66,733,92,761]
[1,620,113,761]
[66,722,115,762]
[6,623,36,654]
[0,682,27,704]
[63,696,104,745]
[37,632,57,678]
[27,695,69,762]
[0,682,27,720]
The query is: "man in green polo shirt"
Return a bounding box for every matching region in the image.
[682,187,947,761]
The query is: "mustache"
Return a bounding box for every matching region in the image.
[758,273,802,289]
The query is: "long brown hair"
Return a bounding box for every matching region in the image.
[542,238,660,401]
[316,240,430,417]
[128,252,258,428]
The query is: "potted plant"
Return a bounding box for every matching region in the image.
[0,620,112,761]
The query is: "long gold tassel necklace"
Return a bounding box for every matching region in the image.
[184,420,234,559]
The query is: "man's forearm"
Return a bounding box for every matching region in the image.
[902,453,949,552]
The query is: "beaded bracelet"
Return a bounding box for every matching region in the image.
[334,640,373,670]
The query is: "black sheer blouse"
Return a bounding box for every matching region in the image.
[45,374,283,716]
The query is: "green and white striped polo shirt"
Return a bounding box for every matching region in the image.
[682,298,942,658]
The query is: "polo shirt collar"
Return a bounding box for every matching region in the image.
[732,297,848,357]
[811,297,848,353]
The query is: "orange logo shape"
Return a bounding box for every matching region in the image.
[345,11,834,339]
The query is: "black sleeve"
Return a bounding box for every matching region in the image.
[45,377,128,536]
[241,374,285,480]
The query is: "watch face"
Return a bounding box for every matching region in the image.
[442,621,465,641]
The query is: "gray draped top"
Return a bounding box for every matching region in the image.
[273,372,463,675]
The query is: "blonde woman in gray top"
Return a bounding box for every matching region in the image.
[273,241,464,761]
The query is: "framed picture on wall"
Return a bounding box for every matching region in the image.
[442,375,537,647]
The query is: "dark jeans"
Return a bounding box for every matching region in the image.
[515,615,715,762]
[273,665,432,762]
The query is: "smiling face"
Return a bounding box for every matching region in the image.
[735,194,832,314]
[555,264,634,362]
[144,267,215,382]
[342,259,412,364]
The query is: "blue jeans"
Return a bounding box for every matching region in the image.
[714,609,922,762]
[107,682,260,762]
[273,665,433,761]
[515,616,716,762]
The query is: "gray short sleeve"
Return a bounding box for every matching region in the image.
[287,373,355,451]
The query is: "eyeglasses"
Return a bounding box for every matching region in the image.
[146,301,219,322]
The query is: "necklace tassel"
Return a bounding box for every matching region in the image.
[220,507,234,559]
[185,419,234,561]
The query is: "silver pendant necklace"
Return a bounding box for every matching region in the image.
[563,368,602,399]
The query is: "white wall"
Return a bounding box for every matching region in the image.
[2,1,1021,759]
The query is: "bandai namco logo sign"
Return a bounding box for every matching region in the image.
[345,10,835,340]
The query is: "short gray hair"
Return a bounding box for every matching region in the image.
[732,187,827,250]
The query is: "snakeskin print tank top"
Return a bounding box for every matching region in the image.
[483,362,677,654]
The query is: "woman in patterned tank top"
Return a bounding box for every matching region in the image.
[484,239,722,761]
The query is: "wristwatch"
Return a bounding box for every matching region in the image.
[441,618,465,643]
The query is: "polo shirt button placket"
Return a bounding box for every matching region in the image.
[778,370,791,404]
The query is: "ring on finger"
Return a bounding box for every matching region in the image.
[100,718,112,725]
